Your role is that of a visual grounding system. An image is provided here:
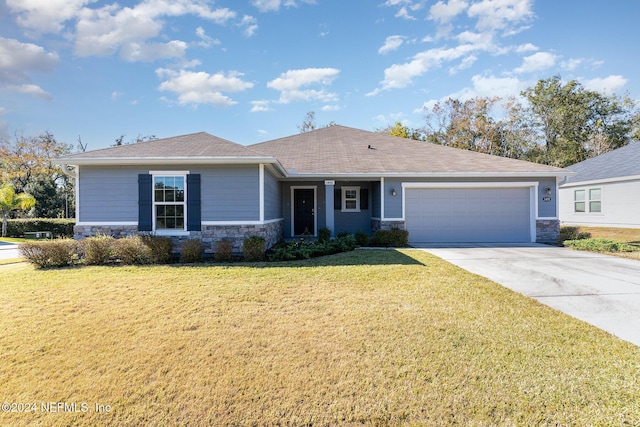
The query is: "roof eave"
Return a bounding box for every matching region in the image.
[281,171,573,179]
[53,156,280,166]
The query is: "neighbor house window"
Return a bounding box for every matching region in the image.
[589,188,602,213]
[154,175,186,230]
[574,188,601,213]
[342,186,360,212]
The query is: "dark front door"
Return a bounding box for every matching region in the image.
[294,188,315,235]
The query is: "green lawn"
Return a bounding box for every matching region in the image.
[1,249,639,426]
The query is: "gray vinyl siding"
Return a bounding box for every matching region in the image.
[78,164,262,223]
[264,167,282,220]
[334,181,372,235]
[537,178,557,217]
[78,166,142,222]
[199,165,260,221]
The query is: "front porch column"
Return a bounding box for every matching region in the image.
[325,180,335,237]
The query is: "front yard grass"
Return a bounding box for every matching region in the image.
[561,226,640,260]
[1,249,639,425]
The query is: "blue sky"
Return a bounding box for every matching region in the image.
[1,0,639,150]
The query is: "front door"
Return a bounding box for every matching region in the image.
[293,188,315,235]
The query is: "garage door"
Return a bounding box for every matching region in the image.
[405,187,532,243]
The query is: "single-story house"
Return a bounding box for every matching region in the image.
[559,142,640,228]
[54,125,569,250]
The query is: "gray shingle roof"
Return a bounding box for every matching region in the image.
[250,125,565,175]
[57,132,268,161]
[563,142,640,184]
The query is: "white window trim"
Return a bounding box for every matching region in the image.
[341,186,361,212]
[574,187,602,214]
[151,171,189,234]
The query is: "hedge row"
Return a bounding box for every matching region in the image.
[6,218,75,238]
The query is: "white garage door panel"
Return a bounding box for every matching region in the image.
[406,188,531,243]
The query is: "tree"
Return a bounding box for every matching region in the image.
[298,111,316,133]
[521,75,636,167]
[378,122,424,140]
[0,132,72,193]
[0,184,36,237]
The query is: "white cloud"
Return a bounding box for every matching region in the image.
[429,0,468,24]
[195,27,221,48]
[0,37,58,98]
[516,43,538,53]
[157,68,253,107]
[120,40,189,62]
[467,0,534,33]
[240,15,259,37]
[267,68,340,104]
[368,44,477,95]
[514,51,557,74]
[5,83,52,99]
[6,0,90,34]
[415,74,526,113]
[250,100,273,112]
[321,104,341,111]
[378,36,405,55]
[582,75,628,94]
[251,0,316,13]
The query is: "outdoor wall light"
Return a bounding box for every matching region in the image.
[544,187,552,195]
[391,188,397,196]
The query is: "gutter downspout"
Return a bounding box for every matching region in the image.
[60,164,77,179]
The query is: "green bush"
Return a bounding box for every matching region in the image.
[19,239,78,268]
[81,234,114,265]
[112,237,152,265]
[141,235,173,264]
[355,230,370,246]
[7,218,75,238]
[214,239,233,262]
[180,239,203,263]
[563,238,637,253]
[558,226,591,244]
[318,227,331,243]
[268,234,357,261]
[370,228,409,247]
[243,236,266,261]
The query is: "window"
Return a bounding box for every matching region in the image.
[574,188,601,213]
[154,175,186,230]
[589,188,601,213]
[342,186,360,212]
[574,190,585,212]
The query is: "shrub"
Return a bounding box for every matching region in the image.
[181,239,203,263]
[112,237,152,265]
[559,226,591,244]
[371,228,409,247]
[268,234,357,262]
[141,235,173,264]
[243,236,266,261]
[318,227,331,243]
[19,239,78,268]
[355,230,370,246]
[7,218,75,238]
[81,234,114,265]
[214,239,233,262]
[563,238,637,253]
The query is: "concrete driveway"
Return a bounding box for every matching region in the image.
[416,243,640,347]
[0,241,20,260]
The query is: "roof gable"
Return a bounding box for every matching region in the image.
[250,125,565,176]
[564,142,640,184]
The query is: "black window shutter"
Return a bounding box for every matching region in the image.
[187,174,201,231]
[334,189,341,210]
[138,174,153,231]
[360,189,369,210]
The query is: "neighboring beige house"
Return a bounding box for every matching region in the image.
[559,142,640,228]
